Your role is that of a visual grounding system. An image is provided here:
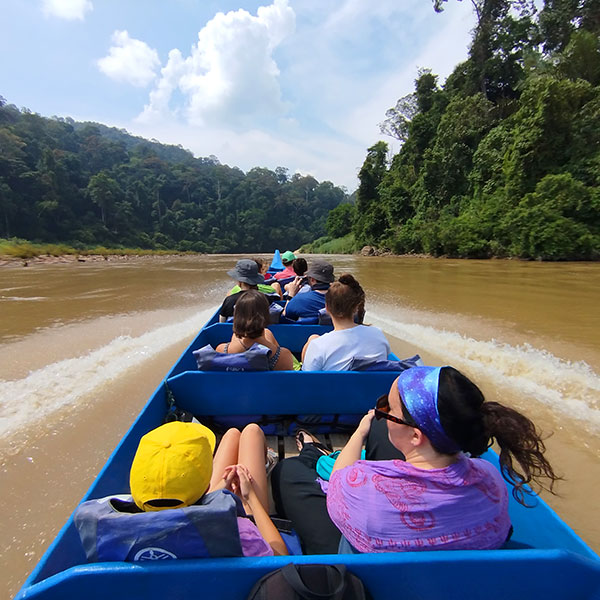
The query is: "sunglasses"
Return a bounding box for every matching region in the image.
[374,393,415,427]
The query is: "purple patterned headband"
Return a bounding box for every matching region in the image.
[397,366,461,455]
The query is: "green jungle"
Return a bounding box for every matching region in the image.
[1,0,599,260]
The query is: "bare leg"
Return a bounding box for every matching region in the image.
[238,424,269,512]
[301,334,320,362]
[271,281,282,298]
[209,428,241,492]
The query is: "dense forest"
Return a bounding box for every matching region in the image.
[0,105,346,253]
[325,0,600,260]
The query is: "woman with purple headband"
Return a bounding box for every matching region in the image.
[272,366,560,554]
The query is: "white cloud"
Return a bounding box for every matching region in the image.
[330,2,476,146]
[42,0,92,20]
[125,0,476,190]
[97,30,160,88]
[139,0,295,125]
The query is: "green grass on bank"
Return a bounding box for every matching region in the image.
[0,238,194,259]
[299,233,356,254]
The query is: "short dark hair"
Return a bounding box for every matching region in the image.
[292,257,307,276]
[325,273,365,321]
[232,290,270,339]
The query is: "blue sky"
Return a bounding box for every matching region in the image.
[1,0,476,190]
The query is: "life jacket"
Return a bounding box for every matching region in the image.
[74,490,245,562]
[193,343,271,371]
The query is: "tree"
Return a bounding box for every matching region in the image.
[502,173,599,259]
[326,203,355,238]
[379,93,417,143]
[87,171,121,226]
[353,141,389,246]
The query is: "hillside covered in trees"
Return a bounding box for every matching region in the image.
[329,0,600,260]
[0,104,346,253]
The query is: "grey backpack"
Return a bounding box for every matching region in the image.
[247,564,369,600]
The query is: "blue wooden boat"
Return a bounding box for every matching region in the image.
[14,310,600,599]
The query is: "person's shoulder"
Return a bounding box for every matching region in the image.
[220,291,241,315]
[356,324,388,338]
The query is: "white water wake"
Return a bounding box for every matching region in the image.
[0,308,214,439]
[369,311,600,434]
[2,304,599,440]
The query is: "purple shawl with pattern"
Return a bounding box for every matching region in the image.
[327,456,510,553]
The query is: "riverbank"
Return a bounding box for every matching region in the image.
[0,253,194,268]
[0,239,198,267]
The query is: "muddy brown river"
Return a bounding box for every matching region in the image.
[1,254,599,597]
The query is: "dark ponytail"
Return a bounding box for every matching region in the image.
[481,402,560,504]
[325,273,365,321]
[437,367,561,505]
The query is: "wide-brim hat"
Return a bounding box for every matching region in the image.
[306,260,334,283]
[227,259,264,285]
[130,422,216,511]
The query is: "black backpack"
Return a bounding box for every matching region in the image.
[247,563,370,600]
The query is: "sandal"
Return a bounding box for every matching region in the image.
[295,429,332,456]
[265,447,278,476]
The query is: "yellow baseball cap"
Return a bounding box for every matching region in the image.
[130,421,216,512]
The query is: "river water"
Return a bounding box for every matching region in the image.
[1,254,599,597]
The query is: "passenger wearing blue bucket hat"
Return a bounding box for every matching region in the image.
[273,365,560,555]
[219,259,279,321]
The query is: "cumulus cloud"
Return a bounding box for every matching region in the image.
[138,0,295,125]
[42,0,92,20]
[97,30,161,87]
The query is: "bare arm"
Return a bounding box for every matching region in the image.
[282,277,302,316]
[237,465,288,556]
[301,334,320,362]
[331,411,374,475]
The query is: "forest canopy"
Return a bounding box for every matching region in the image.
[0,105,346,253]
[347,0,600,260]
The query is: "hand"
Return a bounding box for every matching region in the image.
[222,465,240,495]
[234,464,255,502]
[286,277,302,297]
[356,410,375,439]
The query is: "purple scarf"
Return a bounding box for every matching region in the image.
[397,367,461,455]
[327,457,510,553]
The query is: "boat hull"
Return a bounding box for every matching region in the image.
[15,312,600,600]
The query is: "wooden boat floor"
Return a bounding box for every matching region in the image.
[266,433,349,458]
[265,433,349,514]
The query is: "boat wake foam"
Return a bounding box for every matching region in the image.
[369,312,600,435]
[0,308,214,440]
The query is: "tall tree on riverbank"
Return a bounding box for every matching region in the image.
[353,141,389,247]
[346,0,600,260]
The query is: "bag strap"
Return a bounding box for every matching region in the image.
[281,564,347,600]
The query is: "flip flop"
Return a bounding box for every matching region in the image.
[265,447,278,476]
[295,429,332,455]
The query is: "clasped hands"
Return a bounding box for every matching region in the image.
[221,464,255,502]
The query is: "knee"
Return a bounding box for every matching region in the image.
[241,423,265,442]
[222,427,241,444]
